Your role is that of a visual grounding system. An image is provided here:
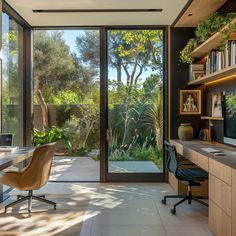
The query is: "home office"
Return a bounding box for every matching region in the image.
[0,0,235,235]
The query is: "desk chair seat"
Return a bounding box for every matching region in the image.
[0,143,56,213]
[162,141,208,214]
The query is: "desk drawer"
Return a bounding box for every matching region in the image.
[232,169,236,236]
[197,153,208,171]
[209,159,232,185]
[183,148,198,164]
[209,200,231,236]
[209,174,231,216]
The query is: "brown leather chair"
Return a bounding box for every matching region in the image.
[0,142,56,213]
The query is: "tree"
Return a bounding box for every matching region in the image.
[108,30,163,86]
[107,30,163,147]
[34,30,76,102]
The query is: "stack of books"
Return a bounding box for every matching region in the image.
[204,40,236,74]
[189,64,205,82]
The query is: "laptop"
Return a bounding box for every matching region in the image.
[0,134,13,146]
[0,134,18,152]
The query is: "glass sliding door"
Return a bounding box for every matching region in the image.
[107,29,164,179]
[2,13,24,146]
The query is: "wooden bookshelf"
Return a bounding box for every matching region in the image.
[201,116,224,121]
[188,64,236,85]
[190,18,236,59]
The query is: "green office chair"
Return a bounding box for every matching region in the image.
[162,141,208,214]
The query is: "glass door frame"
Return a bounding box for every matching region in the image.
[100,26,168,182]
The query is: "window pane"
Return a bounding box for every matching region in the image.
[107,29,164,173]
[2,13,23,145]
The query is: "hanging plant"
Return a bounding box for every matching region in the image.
[179,38,198,64]
[179,12,236,64]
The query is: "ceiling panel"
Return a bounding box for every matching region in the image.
[5,0,188,26]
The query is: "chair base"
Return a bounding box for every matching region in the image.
[5,190,56,213]
[162,187,208,214]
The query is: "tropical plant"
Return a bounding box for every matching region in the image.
[33,126,72,151]
[145,87,163,149]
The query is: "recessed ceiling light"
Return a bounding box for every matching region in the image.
[33,9,163,13]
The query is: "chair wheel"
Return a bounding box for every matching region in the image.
[161,199,166,205]
[170,209,176,215]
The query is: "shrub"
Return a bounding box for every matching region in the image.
[33,126,72,151]
[109,149,133,161]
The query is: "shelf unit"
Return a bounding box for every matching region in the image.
[188,64,236,85]
[201,116,224,121]
[188,18,236,86]
[190,18,236,58]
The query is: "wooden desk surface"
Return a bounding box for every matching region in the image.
[171,139,236,169]
[0,147,35,171]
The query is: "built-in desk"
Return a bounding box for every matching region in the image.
[0,147,34,202]
[170,139,236,236]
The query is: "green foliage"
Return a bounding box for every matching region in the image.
[62,105,99,154]
[51,90,81,105]
[109,149,133,161]
[195,12,235,43]
[179,12,236,64]
[179,38,198,64]
[55,105,72,127]
[108,144,163,170]
[34,30,76,102]
[33,127,72,151]
[225,93,236,118]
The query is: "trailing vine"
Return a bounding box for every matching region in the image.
[179,12,236,64]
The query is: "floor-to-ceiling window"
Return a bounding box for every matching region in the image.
[106,29,164,180]
[2,12,24,146]
[33,29,100,181]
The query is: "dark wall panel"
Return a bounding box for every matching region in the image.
[218,0,236,14]
[170,27,204,139]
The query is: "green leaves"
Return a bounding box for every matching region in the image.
[179,38,198,64]
[179,12,236,64]
[33,127,72,150]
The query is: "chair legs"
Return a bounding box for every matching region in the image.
[5,190,56,213]
[33,196,56,210]
[162,186,208,214]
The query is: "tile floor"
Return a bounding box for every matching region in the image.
[0,182,213,236]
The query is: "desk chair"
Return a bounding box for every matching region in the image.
[0,142,56,213]
[162,141,208,214]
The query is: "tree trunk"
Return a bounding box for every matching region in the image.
[117,59,122,82]
[37,89,48,130]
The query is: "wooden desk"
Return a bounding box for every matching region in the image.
[0,147,35,202]
[170,139,236,236]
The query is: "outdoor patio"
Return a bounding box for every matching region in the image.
[50,156,160,182]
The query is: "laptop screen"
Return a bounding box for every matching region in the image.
[0,134,13,146]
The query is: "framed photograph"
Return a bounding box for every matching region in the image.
[211,92,223,117]
[179,90,202,115]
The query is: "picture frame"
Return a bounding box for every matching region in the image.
[211,92,223,118]
[179,90,202,115]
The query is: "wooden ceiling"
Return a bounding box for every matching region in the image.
[174,0,227,27]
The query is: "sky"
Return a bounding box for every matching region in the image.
[62,30,81,54]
